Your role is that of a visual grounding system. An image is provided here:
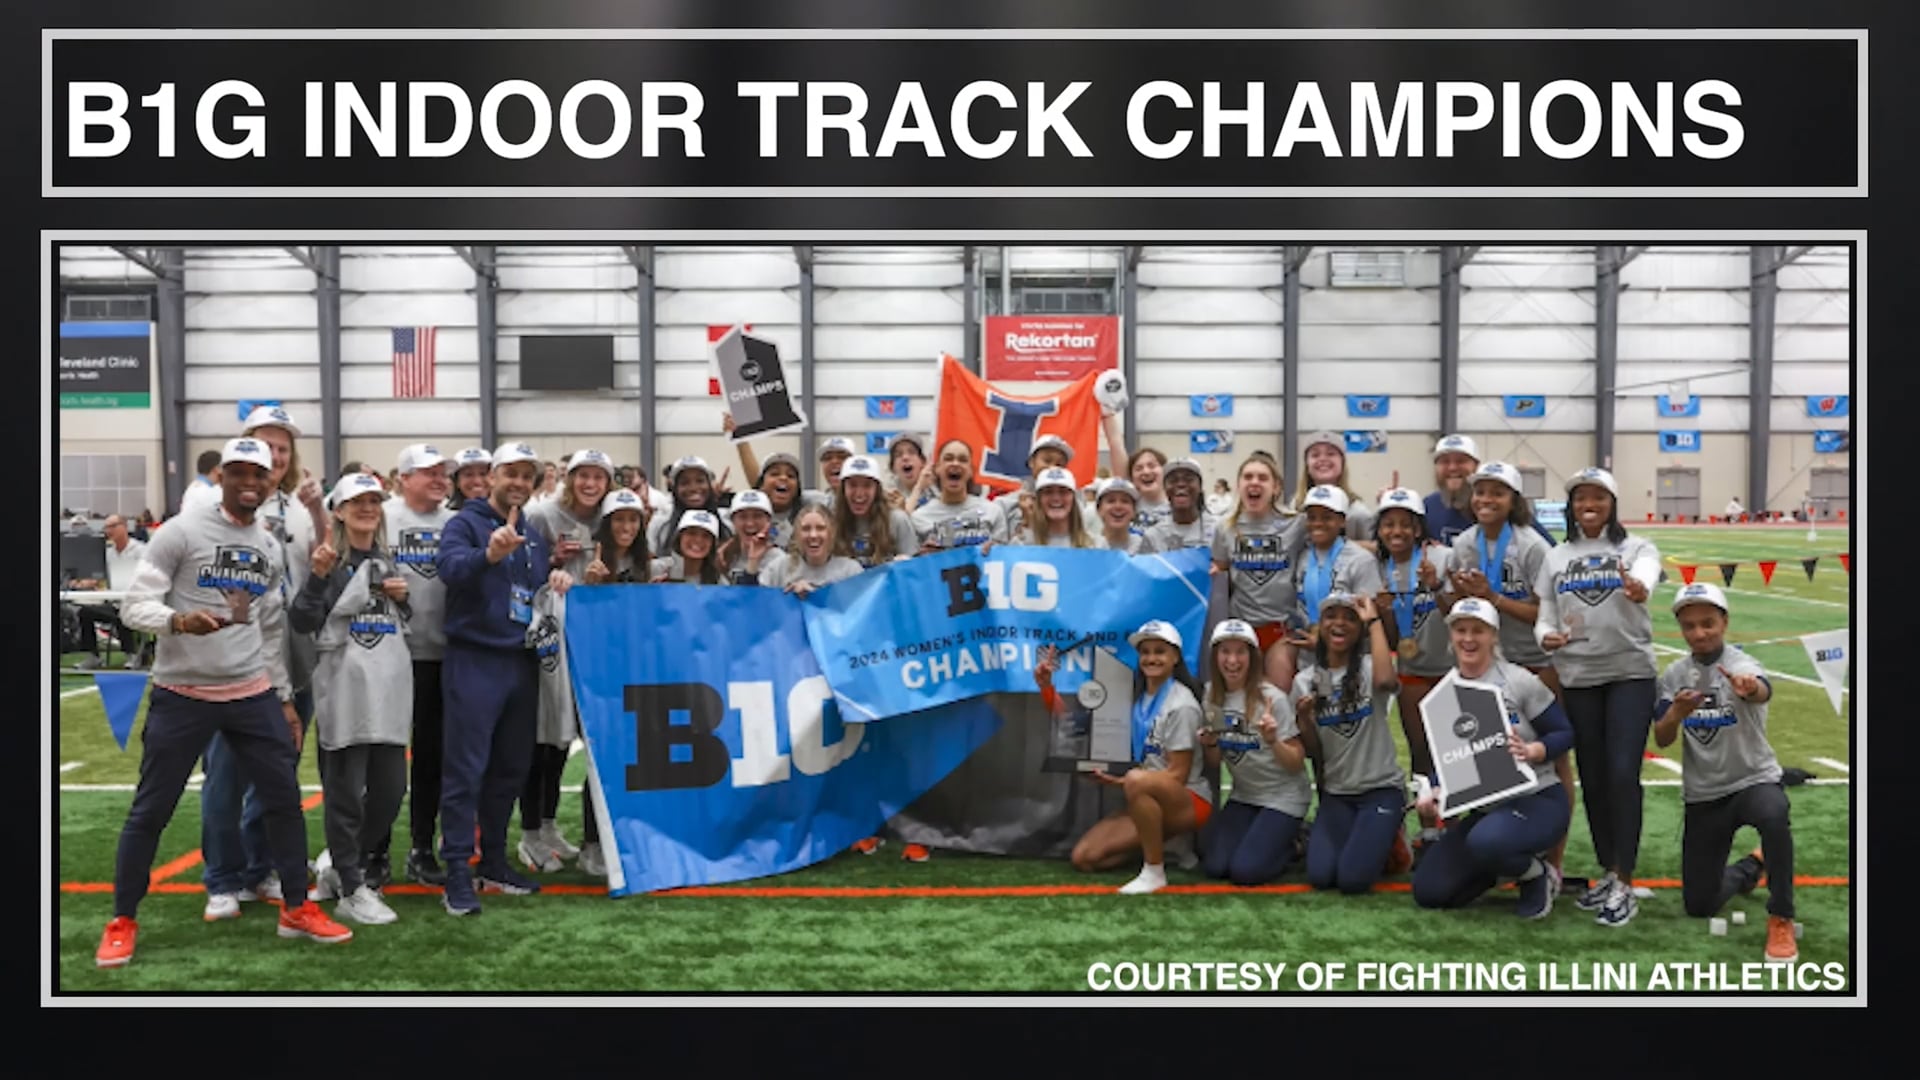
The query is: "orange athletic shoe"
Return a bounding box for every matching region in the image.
[278,902,354,944]
[901,844,932,863]
[851,836,883,855]
[1764,916,1798,964]
[96,916,137,968]
[1385,830,1413,875]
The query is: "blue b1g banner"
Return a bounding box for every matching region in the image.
[1659,430,1701,453]
[802,545,1213,724]
[565,584,1003,896]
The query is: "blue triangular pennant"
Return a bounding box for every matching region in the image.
[94,672,149,750]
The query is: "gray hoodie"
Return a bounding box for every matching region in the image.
[297,551,414,750]
[120,500,291,698]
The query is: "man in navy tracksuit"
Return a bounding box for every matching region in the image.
[434,441,553,915]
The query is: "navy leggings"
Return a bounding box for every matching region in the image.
[1565,679,1657,879]
[1412,784,1573,909]
[1307,787,1405,895]
[1201,800,1304,886]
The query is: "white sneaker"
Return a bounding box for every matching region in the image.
[541,820,580,860]
[1118,863,1169,896]
[518,831,562,873]
[335,885,398,925]
[203,892,241,921]
[579,842,607,878]
[308,866,342,902]
[239,873,284,903]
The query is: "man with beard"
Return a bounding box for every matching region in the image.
[1140,458,1218,553]
[1420,435,1556,548]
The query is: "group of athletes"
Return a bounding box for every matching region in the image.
[93,399,1802,969]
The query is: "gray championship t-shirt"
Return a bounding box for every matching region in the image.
[1140,680,1212,802]
[1134,497,1173,532]
[384,501,453,661]
[1098,529,1149,555]
[527,498,602,583]
[1293,655,1403,796]
[1534,533,1661,688]
[1380,548,1450,678]
[759,551,866,591]
[648,555,732,585]
[310,557,413,751]
[1212,512,1309,628]
[1207,682,1310,817]
[1445,524,1553,668]
[1657,648,1782,804]
[528,586,577,748]
[1141,512,1219,554]
[844,508,920,568]
[1292,538,1387,619]
[910,495,1010,549]
[1462,660,1564,792]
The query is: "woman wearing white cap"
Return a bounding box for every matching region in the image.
[1420,435,1556,548]
[760,503,864,595]
[1196,619,1308,886]
[1291,485,1386,649]
[648,456,724,555]
[1290,431,1377,541]
[1371,487,1450,852]
[816,436,857,498]
[1019,467,1097,548]
[568,488,652,878]
[201,404,327,913]
[910,439,1010,551]
[1293,591,1409,894]
[1036,621,1211,895]
[446,447,492,512]
[291,473,411,925]
[1536,467,1662,927]
[1140,458,1217,553]
[651,510,728,585]
[1093,478,1149,554]
[829,455,918,567]
[1654,583,1798,963]
[717,489,780,585]
[1003,434,1093,539]
[1211,452,1311,692]
[1410,597,1574,920]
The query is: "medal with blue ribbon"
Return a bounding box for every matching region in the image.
[1132,679,1171,761]
[1387,547,1422,660]
[1300,536,1345,620]
[1478,523,1513,598]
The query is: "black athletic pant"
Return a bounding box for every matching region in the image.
[407,660,444,852]
[519,744,567,832]
[1682,782,1794,919]
[1565,678,1657,879]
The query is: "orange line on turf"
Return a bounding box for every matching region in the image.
[63,874,1850,898]
[148,790,327,885]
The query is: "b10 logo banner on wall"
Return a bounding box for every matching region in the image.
[983,316,1119,381]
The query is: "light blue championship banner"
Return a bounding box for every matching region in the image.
[803,545,1214,723]
[565,584,1004,896]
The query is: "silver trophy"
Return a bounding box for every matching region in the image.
[1562,610,1588,644]
[220,588,254,625]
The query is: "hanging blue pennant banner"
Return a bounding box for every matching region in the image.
[1806,395,1849,417]
[866,432,897,454]
[237,399,282,422]
[1813,430,1849,454]
[1346,395,1389,417]
[1503,395,1547,418]
[1344,430,1387,453]
[866,396,910,420]
[1659,430,1701,453]
[1190,430,1234,455]
[1189,393,1234,418]
[1656,394,1700,418]
[94,672,150,750]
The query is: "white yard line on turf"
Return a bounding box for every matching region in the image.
[62,783,326,792]
[1645,756,1685,774]
[1811,757,1851,773]
[60,686,99,699]
[60,761,84,773]
[58,779,1848,793]
[1650,643,1848,694]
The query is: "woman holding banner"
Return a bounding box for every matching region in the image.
[830,456,918,567]
[1211,452,1309,692]
[1093,478,1149,554]
[569,487,653,878]
[1410,598,1574,920]
[1037,622,1212,896]
[651,511,729,585]
[717,490,780,585]
[760,504,863,595]
[648,456,725,555]
[1196,620,1308,886]
[1020,468,1098,548]
[910,439,1009,551]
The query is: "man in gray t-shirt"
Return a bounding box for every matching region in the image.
[380,444,456,885]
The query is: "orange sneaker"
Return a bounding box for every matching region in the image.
[96,916,137,968]
[278,902,354,944]
[1385,830,1413,875]
[901,843,931,863]
[851,836,882,856]
[1764,915,1798,964]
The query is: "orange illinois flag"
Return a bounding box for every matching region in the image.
[932,354,1104,496]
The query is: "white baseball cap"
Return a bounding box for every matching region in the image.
[1433,434,1480,461]
[1565,466,1620,500]
[729,489,774,516]
[667,455,713,482]
[1096,477,1140,504]
[328,471,387,509]
[1127,620,1184,651]
[492,442,539,469]
[1034,466,1078,494]
[452,446,492,471]
[1318,591,1363,617]
[1469,461,1526,495]
[885,433,927,458]
[568,448,615,476]
[1209,619,1260,650]
[396,443,447,475]
[760,452,802,477]
[840,455,883,482]
[677,510,722,537]
[1304,485,1351,515]
[1377,487,1426,517]
[1162,457,1204,480]
[220,436,275,472]
[817,437,856,460]
[599,488,647,521]
[240,404,301,438]
[1671,581,1730,615]
[1029,434,1075,463]
[1303,430,1344,453]
[1446,596,1501,630]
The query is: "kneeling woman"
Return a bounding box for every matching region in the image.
[1198,619,1309,886]
[1410,598,1574,919]
[1036,621,1212,896]
[1293,592,1406,895]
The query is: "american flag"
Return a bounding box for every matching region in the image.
[393,326,437,398]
